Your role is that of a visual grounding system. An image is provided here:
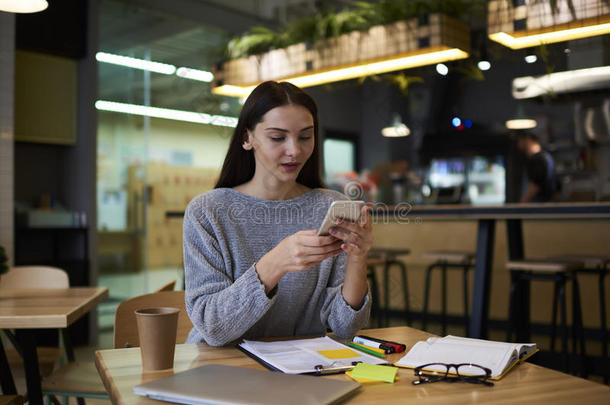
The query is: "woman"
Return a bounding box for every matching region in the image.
[183,81,373,346]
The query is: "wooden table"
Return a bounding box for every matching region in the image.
[373,202,610,340]
[0,287,108,405]
[95,326,610,405]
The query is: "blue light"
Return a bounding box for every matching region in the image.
[451,117,461,127]
[464,119,473,128]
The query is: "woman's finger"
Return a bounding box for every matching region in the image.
[360,205,372,230]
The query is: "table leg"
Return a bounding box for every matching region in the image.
[507,219,530,341]
[15,330,43,405]
[506,219,524,260]
[0,334,17,395]
[468,219,495,339]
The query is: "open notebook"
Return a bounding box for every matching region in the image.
[395,335,538,380]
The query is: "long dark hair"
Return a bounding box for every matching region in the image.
[215,81,324,189]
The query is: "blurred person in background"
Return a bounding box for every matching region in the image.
[516,132,559,202]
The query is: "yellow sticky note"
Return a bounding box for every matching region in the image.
[317,349,359,359]
[346,370,400,384]
[350,363,398,383]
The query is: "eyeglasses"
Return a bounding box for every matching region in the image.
[413,363,494,387]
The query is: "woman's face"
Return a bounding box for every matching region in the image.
[244,104,315,185]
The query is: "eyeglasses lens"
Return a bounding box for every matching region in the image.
[456,364,488,378]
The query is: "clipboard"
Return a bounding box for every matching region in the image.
[237,344,360,375]
[236,336,387,375]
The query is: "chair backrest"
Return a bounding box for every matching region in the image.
[154,279,176,293]
[113,290,193,349]
[0,266,69,289]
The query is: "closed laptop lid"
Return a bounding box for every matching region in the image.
[133,364,361,405]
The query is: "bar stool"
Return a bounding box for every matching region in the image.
[368,248,410,327]
[421,251,474,335]
[366,256,384,328]
[547,255,609,383]
[506,259,585,375]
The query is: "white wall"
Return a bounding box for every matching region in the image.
[97,111,232,229]
[98,111,232,190]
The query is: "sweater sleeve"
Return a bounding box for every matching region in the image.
[183,201,276,346]
[319,252,371,338]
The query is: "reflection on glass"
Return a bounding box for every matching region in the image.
[427,156,505,205]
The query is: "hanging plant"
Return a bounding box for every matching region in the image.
[224,0,486,59]
[226,26,278,59]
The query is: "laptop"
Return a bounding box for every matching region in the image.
[133,364,361,405]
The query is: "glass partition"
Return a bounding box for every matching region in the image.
[95,0,239,341]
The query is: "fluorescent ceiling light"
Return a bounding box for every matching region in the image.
[95,100,237,128]
[176,67,214,82]
[0,0,47,13]
[512,65,610,99]
[96,52,176,75]
[213,47,469,98]
[489,20,610,49]
[505,118,537,129]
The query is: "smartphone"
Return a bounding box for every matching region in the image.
[317,200,365,236]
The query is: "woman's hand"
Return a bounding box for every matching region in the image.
[328,205,373,263]
[328,205,373,309]
[255,230,343,293]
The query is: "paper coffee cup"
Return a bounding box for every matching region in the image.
[135,307,179,371]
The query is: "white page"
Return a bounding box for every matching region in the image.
[442,335,537,359]
[240,336,387,374]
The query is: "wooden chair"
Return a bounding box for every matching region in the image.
[114,290,192,348]
[0,266,69,289]
[154,279,176,293]
[42,291,192,404]
[0,267,69,388]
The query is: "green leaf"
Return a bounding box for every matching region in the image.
[226,26,278,58]
[385,72,424,95]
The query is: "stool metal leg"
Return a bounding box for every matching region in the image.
[441,262,448,336]
[507,271,519,342]
[463,265,469,336]
[599,270,608,384]
[571,276,586,378]
[366,266,381,328]
[422,263,436,331]
[383,262,390,327]
[559,280,569,373]
[395,261,410,326]
[550,282,559,353]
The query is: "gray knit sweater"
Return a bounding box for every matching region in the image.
[183,187,371,346]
